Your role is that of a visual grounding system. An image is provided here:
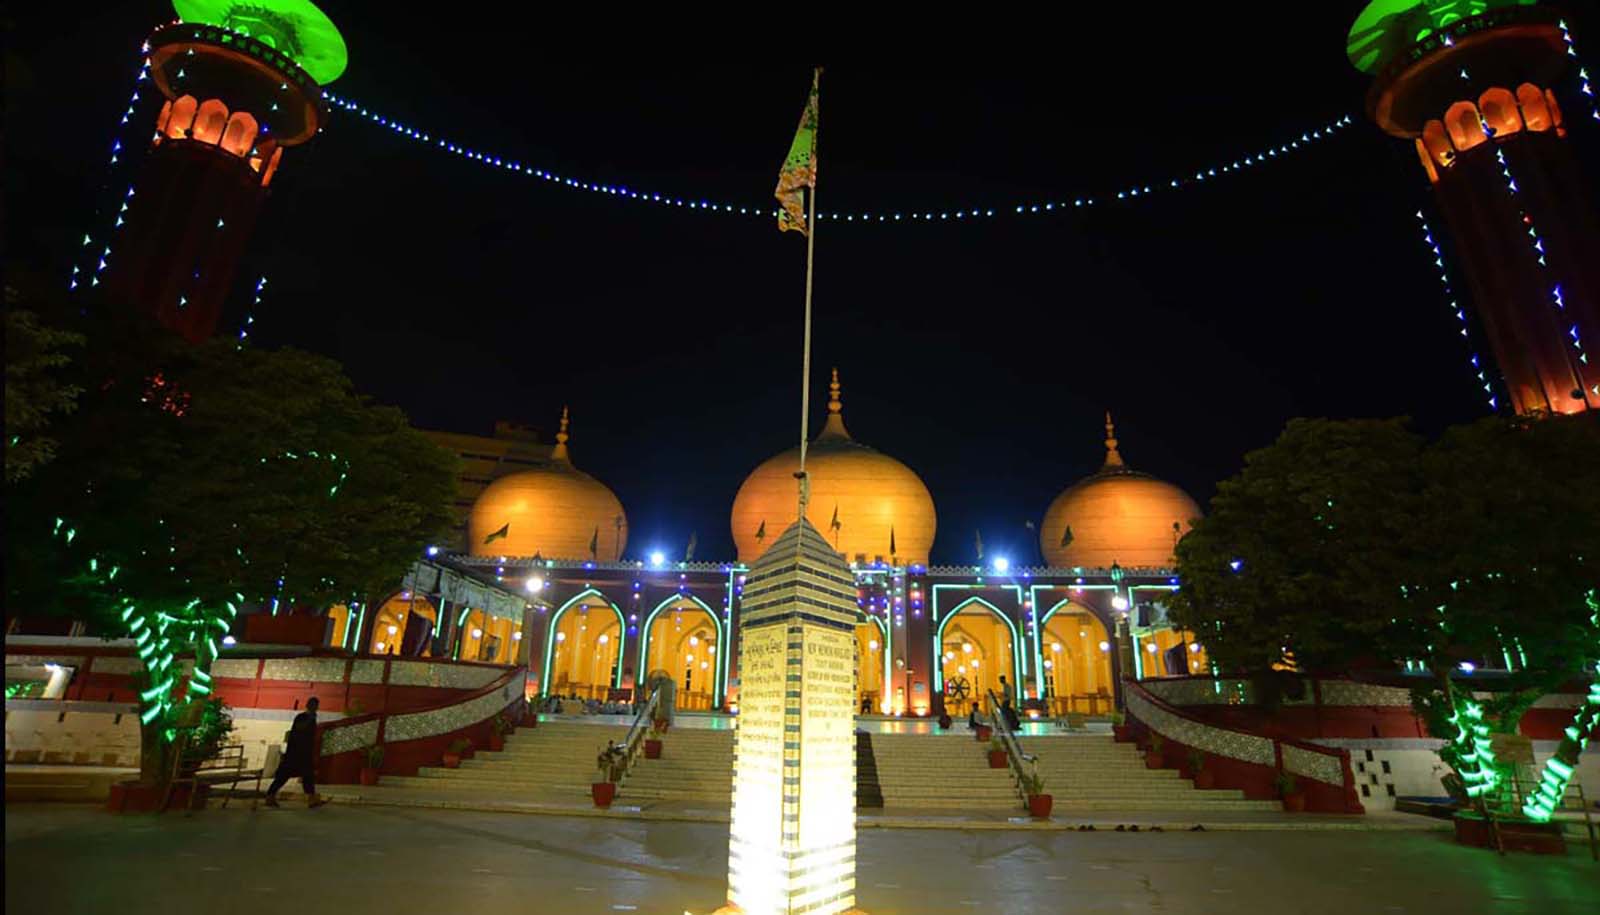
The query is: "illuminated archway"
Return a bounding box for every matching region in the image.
[458,609,519,664]
[855,618,889,714]
[1039,601,1114,717]
[935,598,1022,715]
[1140,628,1209,678]
[639,596,722,709]
[366,593,439,656]
[541,589,625,698]
[546,605,621,700]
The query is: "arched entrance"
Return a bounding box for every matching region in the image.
[1139,628,1209,678]
[936,599,1021,716]
[544,591,624,699]
[855,619,888,714]
[639,597,721,710]
[366,593,440,657]
[458,609,519,664]
[1040,601,1114,717]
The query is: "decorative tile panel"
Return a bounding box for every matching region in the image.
[1142,678,1252,705]
[387,661,503,689]
[348,660,386,684]
[1126,690,1274,766]
[1319,680,1412,707]
[1281,743,1345,786]
[211,659,260,679]
[320,719,379,757]
[261,658,348,683]
[382,673,525,744]
[89,657,143,675]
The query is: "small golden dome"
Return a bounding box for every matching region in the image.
[468,408,628,560]
[1039,412,1200,569]
[731,369,936,565]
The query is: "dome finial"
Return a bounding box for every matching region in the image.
[552,406,572,464]
[819,367,850,441]
[1103,410,1124,468]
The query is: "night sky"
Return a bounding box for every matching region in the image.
[9,3,1599,565]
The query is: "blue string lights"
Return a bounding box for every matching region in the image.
[237,277,266,348]
[323,89,1355,224]
[72,44,154,291]
[1415,209,1496,411]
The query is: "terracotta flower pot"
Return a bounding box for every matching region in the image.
[1145,751,1164,769]
[653,719,670,733]
[975,725,993,742]
[460,746,475,760]
[1028,794,1054,819]
[1282,792,1306,812]
[644,739,663,759]
[988,749,1009,769]
[359,767,381,786]
[488,733,505,752]
[1112,725,1131,742]
[442,753,461,769]
[592,782,617,808]
[1193,770,1215,790]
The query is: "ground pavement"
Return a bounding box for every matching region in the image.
[6,803,1597,914]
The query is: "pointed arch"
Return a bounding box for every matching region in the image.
[541,588,626,695]
[637,593,726,705]
[932,596,1024,694]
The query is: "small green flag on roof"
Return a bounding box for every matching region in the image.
[775,69,820,235]
[483,522,510,545]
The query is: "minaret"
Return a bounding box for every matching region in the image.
[1347,0,1599,415]
[104,1,347,343]
[1102,410,1124,468]
[551,406,572,463]
[819,367,850,440]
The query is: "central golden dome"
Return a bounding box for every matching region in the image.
[1039,413,1201,570]
[468,408,628,560]
[731,370,936,565]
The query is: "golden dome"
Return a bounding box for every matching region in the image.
[1039,412,1200,570]
[731,370,936,565]
[467,408,628,560]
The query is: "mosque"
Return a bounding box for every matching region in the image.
[328,369,1208,719]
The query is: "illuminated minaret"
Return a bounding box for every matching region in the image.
[105,1,347,343]
[1348,0,1599,415]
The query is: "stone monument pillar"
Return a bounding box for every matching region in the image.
[724,518,859,915]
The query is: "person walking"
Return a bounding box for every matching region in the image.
[265,697,326,808]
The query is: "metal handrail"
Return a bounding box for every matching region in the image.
[615,686,663,783]
[986,689,1039,808]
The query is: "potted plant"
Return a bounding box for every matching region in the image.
[1188,748,1214,789]
[652,714,670,734]
[644,719,666,759]
[458,736,476,760]
[1275,771,1305,812]
[360,744,385,786]
[593,742,626,808]
[1021,769,1052,819]
[488,714,512,752]
[987,737,1009,769]
[1145,733,1165,769]
[442,738,470,769]
[1110,711,1130,742]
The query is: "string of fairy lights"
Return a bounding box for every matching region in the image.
[1414,210,1496,411]
[1558,18,1600,123]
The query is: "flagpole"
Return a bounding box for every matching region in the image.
[796,67,821,524]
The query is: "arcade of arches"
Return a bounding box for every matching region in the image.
[325,595,523,663]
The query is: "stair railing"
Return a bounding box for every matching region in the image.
[986,688,1039,808]
[616,685,663,783]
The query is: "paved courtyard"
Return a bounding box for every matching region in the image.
[6,803,1597,914]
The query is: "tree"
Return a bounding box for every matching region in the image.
[6,307,458,783]
[5,302,85,483]
[1169,414,1600,813]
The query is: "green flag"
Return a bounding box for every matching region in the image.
[755,519,767,542]
[775,69,820,235]
[1060,524,1074,549]
[686,531,698,562]
[889,525,896,557]
[589,527,599,558]
[483,522,509,545]
[830,503,841,532]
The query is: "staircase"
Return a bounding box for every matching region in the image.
[619,728,733,802]
[1030,736,1283,812]
[385,721,628,800]
[871,733,1019,809]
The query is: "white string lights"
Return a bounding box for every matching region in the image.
[1557,19,1599,123]
[1415,209,1496,411]
[322,89,1355,224]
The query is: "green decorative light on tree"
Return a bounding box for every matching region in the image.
[1521,590,1600,822]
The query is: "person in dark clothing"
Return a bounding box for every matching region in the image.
[266,697,326,808]
[997,675,1012,702]
[967,702,985,731]
[1001,696,1021,731]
